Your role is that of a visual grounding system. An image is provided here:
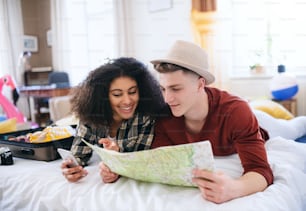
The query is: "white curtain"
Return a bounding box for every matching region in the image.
[0,0,24,84]
[50,0,118,86]
[113,0,133,56]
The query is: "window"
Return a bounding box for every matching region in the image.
[223,0,306,76]
[52,0,116,84]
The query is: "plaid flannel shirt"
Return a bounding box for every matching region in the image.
[70,112,155,166]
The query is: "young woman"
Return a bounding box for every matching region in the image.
[61,57,165,182]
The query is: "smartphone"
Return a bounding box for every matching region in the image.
[57,148,79,167]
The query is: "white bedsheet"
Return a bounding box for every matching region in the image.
[1,137,306,211]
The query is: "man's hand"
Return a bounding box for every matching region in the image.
[99,138,119,151]
[192,169,268,204]
[192,169,237,203]
[61,159,88,182]
[99,162,119,183]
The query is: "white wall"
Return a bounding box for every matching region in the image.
[126,0,306,116]
[10,0,305,118]
[126,0,193,75]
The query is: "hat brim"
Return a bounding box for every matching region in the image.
[151,58,215,85]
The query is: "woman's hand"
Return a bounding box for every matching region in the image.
[99,138,119,151]
[61,159,88,182]
[98,138,120,183]
[99,162,120,183]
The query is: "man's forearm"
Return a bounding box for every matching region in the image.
[234,171,268,198]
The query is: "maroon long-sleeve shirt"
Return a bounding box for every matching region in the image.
[152,87,273,185]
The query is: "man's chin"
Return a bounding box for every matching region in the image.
[170,110,183,117]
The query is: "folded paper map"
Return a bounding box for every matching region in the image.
[83,140,215,187]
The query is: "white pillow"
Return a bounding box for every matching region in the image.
[253,109,306,140]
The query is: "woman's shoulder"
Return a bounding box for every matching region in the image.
[130,112,155,124]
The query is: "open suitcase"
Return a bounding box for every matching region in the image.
[0,126,75,161]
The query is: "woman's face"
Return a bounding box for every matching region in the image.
[109,76,139,122]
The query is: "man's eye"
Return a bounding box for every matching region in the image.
[172,88,180,92]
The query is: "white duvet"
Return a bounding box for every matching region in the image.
[1,137,306,211]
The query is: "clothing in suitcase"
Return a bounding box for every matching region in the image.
[0,126,75,161]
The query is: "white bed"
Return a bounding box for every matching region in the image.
[1,111,306,211]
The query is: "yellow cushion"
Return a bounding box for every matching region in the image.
[249,100,294,120]
[0,118,17,133]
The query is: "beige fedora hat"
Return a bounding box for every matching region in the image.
[151,40,215,85]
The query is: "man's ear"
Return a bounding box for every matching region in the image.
[198,77,206,90]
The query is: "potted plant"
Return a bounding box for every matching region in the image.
[250,50,265,74]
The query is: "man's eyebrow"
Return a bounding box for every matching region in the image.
[168,84,181,88]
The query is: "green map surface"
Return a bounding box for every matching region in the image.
[83,140,215,187]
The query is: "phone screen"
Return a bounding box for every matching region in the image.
[57,148,79,167]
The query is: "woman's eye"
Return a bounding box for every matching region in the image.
[129,90,138,95]
[112,93,122,97]
[128,87,138,95]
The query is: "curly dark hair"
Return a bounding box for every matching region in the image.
[70,57,165,127]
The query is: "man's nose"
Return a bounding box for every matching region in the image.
[163,90,173,103]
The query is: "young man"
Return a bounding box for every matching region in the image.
[150,40,273,203]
